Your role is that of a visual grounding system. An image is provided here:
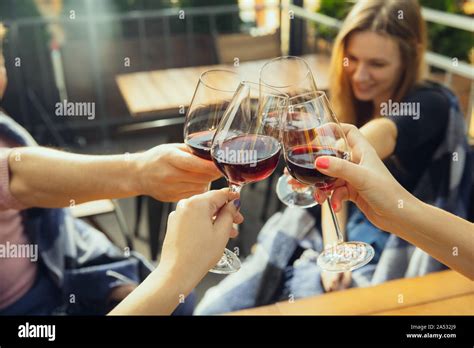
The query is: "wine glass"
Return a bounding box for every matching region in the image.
[183,69,242,274]
[259,56,320,208]
[281,91,375,272]
[211,81,288,270]
[184,69,242,161]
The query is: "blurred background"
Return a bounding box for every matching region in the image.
[0,0,473,301]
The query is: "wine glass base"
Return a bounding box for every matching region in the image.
[276,175,318,208]
[209,248,241,274]
[317,242,375,272]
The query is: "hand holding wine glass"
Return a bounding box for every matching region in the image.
[280,92,375,272]
[136,143,221,202]
[312,123,414,233]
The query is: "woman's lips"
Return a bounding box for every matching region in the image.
[353,83,374,93]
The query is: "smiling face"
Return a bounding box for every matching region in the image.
[345,31,401,106]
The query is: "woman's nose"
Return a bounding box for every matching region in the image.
[352,64,370,83]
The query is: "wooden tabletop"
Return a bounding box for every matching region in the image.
[116,54,330,117]
[230,270,474,315]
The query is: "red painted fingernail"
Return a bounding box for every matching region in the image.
[315,157,329,169]
[332,202,338,210]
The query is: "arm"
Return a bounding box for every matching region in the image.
[359,118,397,160]
[396,195,474,280]
[108,264,195,315]
[314,124,474,280]
[109,188,243,315]
[8,147,141,208]
[7,143,221,209]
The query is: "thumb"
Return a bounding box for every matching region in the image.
[315,156,368,190]
[213,200,240,237]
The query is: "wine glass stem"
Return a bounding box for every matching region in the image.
[326,197,344,244]
[229,183,242,195]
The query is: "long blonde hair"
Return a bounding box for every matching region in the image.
[329,0,427,126]
[0,23,7,45]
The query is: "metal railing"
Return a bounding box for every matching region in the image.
[2,2,473,144]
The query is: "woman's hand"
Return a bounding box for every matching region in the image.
[109,188,243,315]
[312,124,414,234]
[136,143,222,202]
[158,188,243,291]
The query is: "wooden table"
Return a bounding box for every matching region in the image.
[230,270,474,315]
[116,54,330,117]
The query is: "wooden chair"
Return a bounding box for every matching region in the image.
[215,32,280,65]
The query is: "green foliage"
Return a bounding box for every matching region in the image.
[419,0,472,61]
[314,0,352,41]
[313,0,472,62]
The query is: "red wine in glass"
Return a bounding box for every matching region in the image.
[286,145,346,189]
[186,130,215,161]
[212,134,281,185]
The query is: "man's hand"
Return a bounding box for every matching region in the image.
[136,143,222,202]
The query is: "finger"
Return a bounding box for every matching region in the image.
[336,272,345,290]
[170,145,222,174]
[322,271,341,292]
[174,173,220,184]
[313,189,328,204]
[331,178,346,189]
[331,186,350,209]
[167,211,176,223]
[229,227,239,238]
[315,155,369,191]
[195,188,239,217]
[233,212,244,224]
[289,179,307,190]
[214,200,239,239]
[339,124,375,159]
[166,169,221,184]
[341,271,352,289]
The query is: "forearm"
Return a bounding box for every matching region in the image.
[359,118,397,160]
[395,196,474,280]
[109,265,195,315]
[8,147,142,208]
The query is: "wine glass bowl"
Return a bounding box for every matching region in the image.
[211,81,288,190]
[184,69,242,161]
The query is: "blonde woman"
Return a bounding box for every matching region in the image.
[320,0,468,291]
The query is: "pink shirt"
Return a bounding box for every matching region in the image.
[0,139,38,309]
